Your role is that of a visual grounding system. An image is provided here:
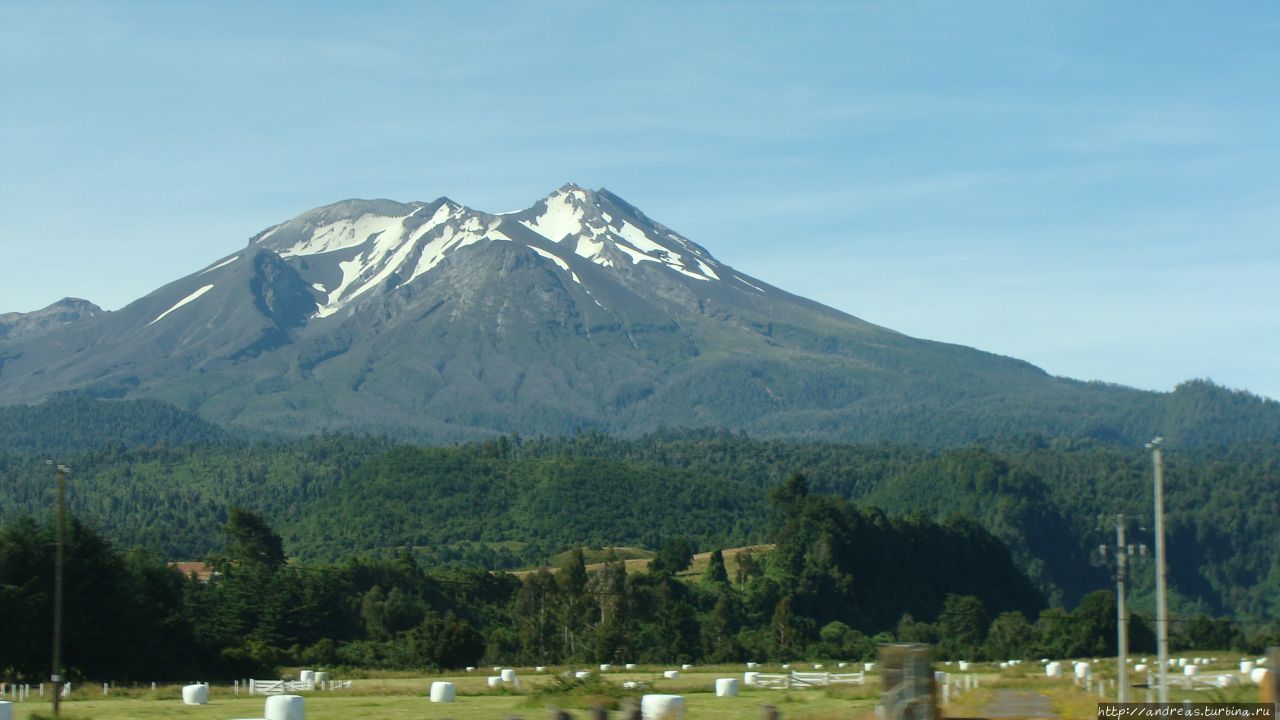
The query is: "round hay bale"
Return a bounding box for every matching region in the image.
[662,670,679,679]
[1177,658,1188,667]
[1046,661,1063,678]
[429,681,456,703]
[746,662,759,669]
[182,684,209,705]
[681,663,692,670]
[501,669,517,683]
[264,694,305,720]
[641,693,685,720]
[575,671,592,680]
[1184,665,1199,677]
[1217,675,1237,688]
[958,661,971,671]
[864,662,875,672]
[1074,662,1091,679]
[1135,664,1149,673]
[465,666,476,672]
[487,676,502,687]
[626,663,637,670]
[1251,668,1270,685]
[0,701,12,720]
[744,671,759,687]
[600,664,612,672]
[1241,661,1255,674]
[535,666,547,673]
[1000,662,1009,670]
[298,670,316,685]
[838,662,848,668]
[715,678,739,697]
[314,672,328,684]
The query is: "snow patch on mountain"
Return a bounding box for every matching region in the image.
[149,284,214,326]
[522,189,586,241]
[736,275,766,293]
[199,255,239,275]
[526,244,578,281]
[280,211,416,258]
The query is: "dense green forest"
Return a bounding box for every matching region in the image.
[5,484,1272,683]
[1,399,1278,625]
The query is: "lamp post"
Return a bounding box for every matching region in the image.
[1146,438,1169,703]
[46,460,69,718]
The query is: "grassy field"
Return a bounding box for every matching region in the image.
[4,667,875,720]
[5,654,1268,720]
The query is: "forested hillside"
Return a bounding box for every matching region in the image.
[1,399,1277,622]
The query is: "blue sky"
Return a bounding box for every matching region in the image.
[2,1,1277,400]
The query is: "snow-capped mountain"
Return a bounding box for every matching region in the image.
[0,184,1219,444]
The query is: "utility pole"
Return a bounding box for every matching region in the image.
[46,460,69,719]
[1114,514,1129,703]
[1147,437,1169,703]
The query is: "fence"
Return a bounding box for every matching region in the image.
[754,670,865,689]
[247,678,350,694]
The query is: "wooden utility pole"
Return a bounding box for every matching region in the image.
[47,461,69,719]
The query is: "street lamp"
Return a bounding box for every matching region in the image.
[1145,437,1169,703]
[45,460,69,719]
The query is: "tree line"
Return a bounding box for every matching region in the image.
[4,481,1275,682]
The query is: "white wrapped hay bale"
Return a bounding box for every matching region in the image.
[1074,662,1091,679]
[746,662,759,669]
[298,670,315,685]
[681,663,692,670]
[0,701,12,720]
[1045,661,1063,678]
[487,676,502,687]
[501,669,517,684]
[1135,664,1149,673]
[535,666,547,673]
[744,671,759,687]
[625,663,637,670]
[429,681,455,703]
[663,670,679,679]
[813,663,823,670]
[264,694,305,720]
[182,683,209,705]
[958,661,971,671]
[575,671,592,680]
[715,678,739,697]
[1184,665,1199,677]
[1241,661,1255,673]
[1177,658,1188,667]
[1251,668,1270,685]
[999,662,1009,670]
[600,664,612,672]
[641,693,685,720]
[314,672,328,685]
[1217,674,1237,688]
[465,666,476,672]
[864,662,876,672]
[838,662,848,668]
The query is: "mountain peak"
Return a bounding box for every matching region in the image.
[0,297,104,341]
